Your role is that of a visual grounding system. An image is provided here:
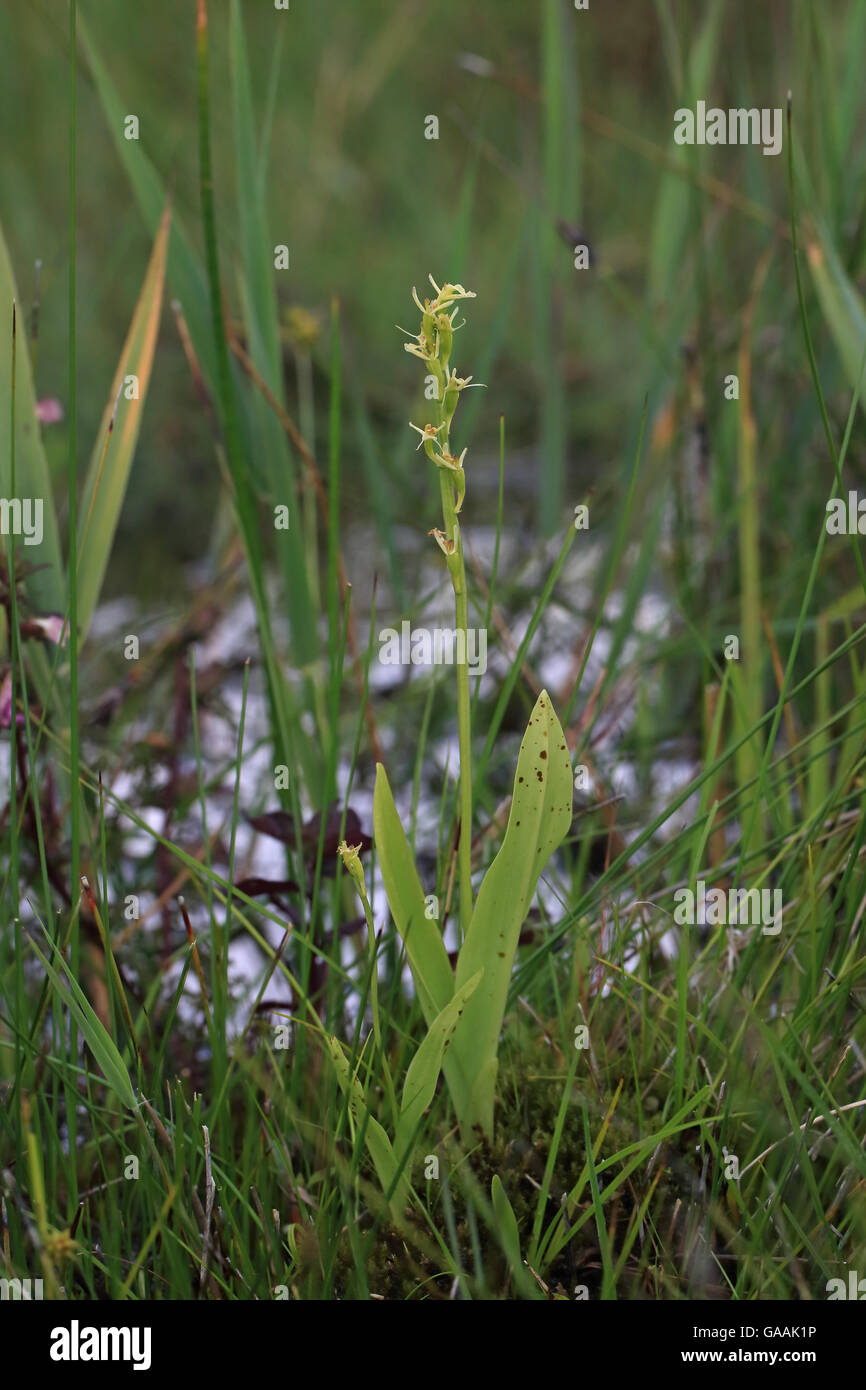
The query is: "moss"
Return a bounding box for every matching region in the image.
[328,1063,706,1299]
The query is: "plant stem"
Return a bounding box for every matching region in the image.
[436,414,473,938]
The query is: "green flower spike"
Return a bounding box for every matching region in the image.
[404,277,477,935]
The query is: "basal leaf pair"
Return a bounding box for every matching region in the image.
[374,689,572,1144]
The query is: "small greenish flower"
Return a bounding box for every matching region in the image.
[409,420,445,451]
[399,323,439,362]
[429,526,456,557]
[426,275,477,312]
[431,444,467,473]
[443,366,475,391]
[403,338,437,363]
[443,366,482,422]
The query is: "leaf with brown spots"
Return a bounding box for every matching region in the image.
[449,690,572,1141]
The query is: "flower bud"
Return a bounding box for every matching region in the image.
[435,314,453,366]
[452,467,466,514]
[337,841,367,892]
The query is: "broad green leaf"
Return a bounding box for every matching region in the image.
[0,223,64,615]
[27,933,138,1111]
[395,967,482,1159]
[77,206,170,638]
[325,1035,406,1215]
[373,763,454,1022]
[450,691,573,1139]
[491,1174,522,1274]
[454,1057,498,1145]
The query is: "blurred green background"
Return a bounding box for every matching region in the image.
[0,0,860,607]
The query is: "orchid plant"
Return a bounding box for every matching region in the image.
[328,279,573,1220]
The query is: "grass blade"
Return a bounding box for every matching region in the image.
[77,205,170,637]
[27,929,138,1112]
[373,762,455,1023]
[0,224,63,614]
